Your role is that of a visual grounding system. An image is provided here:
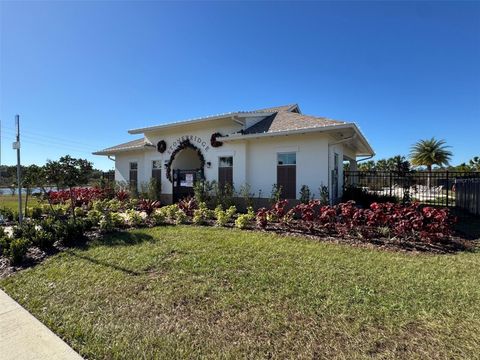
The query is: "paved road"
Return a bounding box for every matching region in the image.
[0,289,83,360]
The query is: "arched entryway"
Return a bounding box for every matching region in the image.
[166,139,205,202]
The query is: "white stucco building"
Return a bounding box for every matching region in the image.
[94,104,374,204]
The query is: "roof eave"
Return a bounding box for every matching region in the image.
[128,112,273,134]
[92,144,155,156]
[218,123,375,157]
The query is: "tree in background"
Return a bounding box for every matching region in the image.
[357,160,376,171]
[469,156,480,171]
[356,156,410,172]
[45,156,93,219]
[410,138,452,187]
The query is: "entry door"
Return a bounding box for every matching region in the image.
[173,169,203,203]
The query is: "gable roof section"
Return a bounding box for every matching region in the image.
[92,138,153,155]
[243,111,346,135]
[128,103,299,134]
[248,104,299,113]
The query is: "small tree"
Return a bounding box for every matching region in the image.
[44,156,93,219]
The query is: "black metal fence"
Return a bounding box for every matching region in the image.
[344,171,480,211]
[455,178,480,215]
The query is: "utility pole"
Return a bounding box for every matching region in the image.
[13,115,23,225]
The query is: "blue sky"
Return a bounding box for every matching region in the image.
[1,1,479,170]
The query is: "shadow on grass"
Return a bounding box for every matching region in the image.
[66,251,143,276]
[91,229,156,247]
[64,231,158,275]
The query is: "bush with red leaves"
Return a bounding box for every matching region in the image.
[137,199,161,216]
[178,197,198,217]
[257,199,456,242]
[48,187,111,206]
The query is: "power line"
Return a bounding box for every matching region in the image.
[1,126,101,149]
[1,128,96,153]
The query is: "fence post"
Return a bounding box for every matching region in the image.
[445,171,449,207]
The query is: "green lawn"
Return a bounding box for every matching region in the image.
[0,194,40,212]
[1,226,479,359]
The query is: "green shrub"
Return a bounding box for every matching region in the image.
[214,205,236,227]
[0,236,11,256]
[99,213,116,233]
[0,208,15,221]
[106,199,122,212]
[126,209,144,227]
[151,210,166,226]
[193,180,214,205]
[270,184,283,205]
[174,210,187,225]
[9,238,31,265]
[193,202,212,225]
[87,209,102,226]
[235,206,255,229]
[239,183,254,209]
[110,212,126,228]
[92,199,108,212]
[74,207,85,218]
[299,185,311,204]
[159,204,181,221]
[213,182,235,209]
[30,207,43,220]
[52,219,86,247]
[32,229,55,250]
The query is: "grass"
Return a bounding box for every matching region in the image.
[1,226,479,359]
[0,194,40,213]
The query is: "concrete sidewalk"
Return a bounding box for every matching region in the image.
[0,289,83,360]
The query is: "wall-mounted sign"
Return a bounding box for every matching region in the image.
[167,135,210,155]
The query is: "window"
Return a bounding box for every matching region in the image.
[129,162,138,190]
[277,152,296,199]
[152,160,162,182]
[218,156,233,188]
[277,153,296,166]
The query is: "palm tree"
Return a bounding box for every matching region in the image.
[469,156,480,171]
[410,138,452,187]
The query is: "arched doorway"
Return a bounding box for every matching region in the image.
[166,139,205,202]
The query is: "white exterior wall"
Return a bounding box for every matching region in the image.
[113,119,350,202]
[245,133,330,199]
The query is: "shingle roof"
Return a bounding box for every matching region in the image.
[92,138,152,155]
[128,104,300,134]
[248,104,298,113]
[243,111,347,135]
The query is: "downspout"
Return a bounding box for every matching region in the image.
[328,133,357,204]
[108,156,115,161]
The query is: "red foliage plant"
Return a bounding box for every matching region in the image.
[256,199,456,242]
[178,197,198,217]
[48,187,109,206]
[137,199,161,216]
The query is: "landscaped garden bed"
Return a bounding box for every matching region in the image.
[0,185,476,278]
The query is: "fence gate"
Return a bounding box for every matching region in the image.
[172,169,203,203]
